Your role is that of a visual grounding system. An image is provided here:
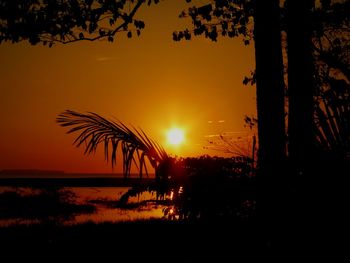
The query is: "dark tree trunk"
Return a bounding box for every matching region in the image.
[287,0,315,173]
[286,0,318,252]
[253,0,286,244]
[254,1,286,172]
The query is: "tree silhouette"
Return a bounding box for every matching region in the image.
[174,0,286,231]
[175,0,349,162]
[249,0,286,242]
[312,1,350,160]
[175,1,286,167]
[173,0,349,248]
[57,110,257,220]
[286,0,316,176]
[0,0,160,46]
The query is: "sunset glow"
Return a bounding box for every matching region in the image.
[0,1,256,173]
[167,128,185,146]
[0,0,345,256]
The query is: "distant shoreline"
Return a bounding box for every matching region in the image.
[0,170,154,178]
[0,169,65,175]
[0,177,155,187]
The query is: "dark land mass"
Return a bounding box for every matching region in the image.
[0,219,269,261]
[0,218,340,262]
[0,169,65,175]
[0,169,155,187]
[0,177,155,187]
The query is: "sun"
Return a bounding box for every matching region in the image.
[167,128,185,146]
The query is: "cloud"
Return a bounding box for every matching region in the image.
[208,120,226,124]
[204,134,219,138]
[95,56,118,62]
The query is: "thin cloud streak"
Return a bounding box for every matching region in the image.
[95,56,119,62]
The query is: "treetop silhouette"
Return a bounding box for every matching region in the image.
[0,0,161,46]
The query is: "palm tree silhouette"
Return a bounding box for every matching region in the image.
[56,110,169,178]
[57,110,257,220]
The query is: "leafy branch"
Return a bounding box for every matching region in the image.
[56,110,168,178]
[0,0,160,46]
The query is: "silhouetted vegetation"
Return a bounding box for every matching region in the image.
[0,187,95,223]
[312,2,350,160]
[57,112,257,221]
[1,1,348,256]
[175,1,349,159]
[156,155,256,221]
[171,1,349,253]
[57,110,168,177]
[0,0,162,46]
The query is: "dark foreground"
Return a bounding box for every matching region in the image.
[0,218,343,262]
[0,219,266,261]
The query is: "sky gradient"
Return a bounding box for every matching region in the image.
[0,1,256,173]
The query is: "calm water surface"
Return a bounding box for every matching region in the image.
[0,186,165,226]
[69,187,165,224]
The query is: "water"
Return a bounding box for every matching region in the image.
[66,186,165,225]
[0,186,165,227]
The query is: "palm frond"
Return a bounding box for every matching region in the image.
[56,110,168,178]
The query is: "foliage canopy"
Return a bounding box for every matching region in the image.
[0,0,161,46]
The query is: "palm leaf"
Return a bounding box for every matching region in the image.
[56,110,169,178]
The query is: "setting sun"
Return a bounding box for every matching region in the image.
[167,128,185,146]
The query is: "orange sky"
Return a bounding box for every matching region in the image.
[0,1,256,173]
